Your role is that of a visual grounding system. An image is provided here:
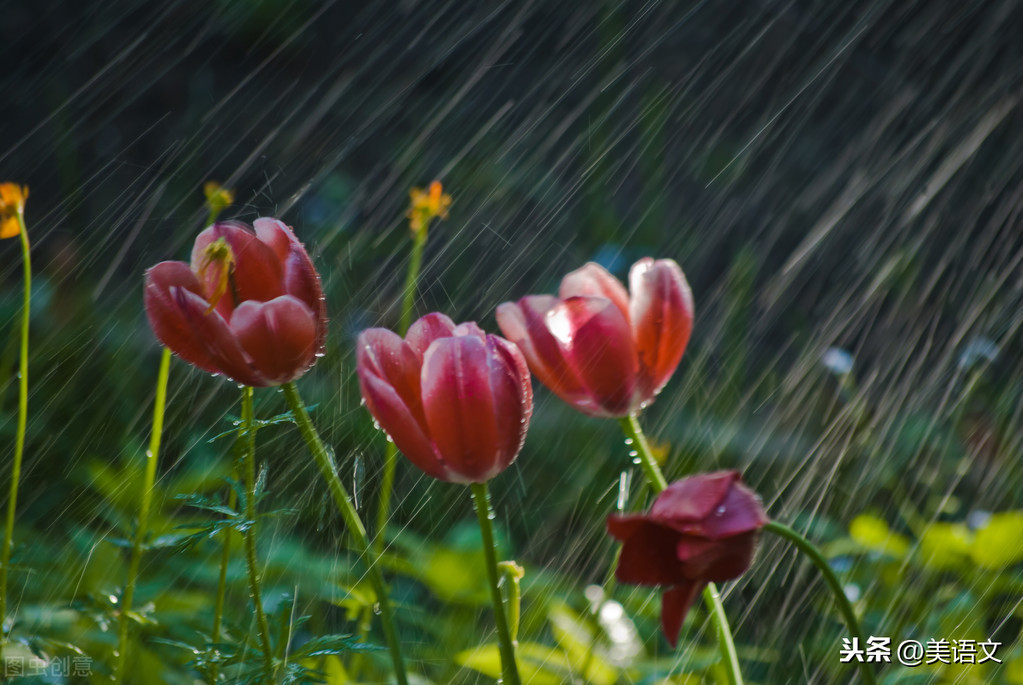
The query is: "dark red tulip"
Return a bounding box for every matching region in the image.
[607,471,768,647]
[496,258,693,418]
[356,313,533,484]
[144,218,326,386]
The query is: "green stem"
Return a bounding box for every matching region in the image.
[240,386,274,676]
[282,382,408,685]
[114,347,171,682]
[210,479,237,683]
[617,414,743,685]
[763,521,877,685]
[0,216,31,657]
[375,228,428,555]
[359,228,428,674]
[471,482,521,685]
[399,229,427,336]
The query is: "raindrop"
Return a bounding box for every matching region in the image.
[616,471,630,511]
[715,506,726,517]
[628,450,638,457]
[373,603,382,615]
[631,457,641,465]
[314,351,326,358]
[109,594,119,604]
[623,438,633,445]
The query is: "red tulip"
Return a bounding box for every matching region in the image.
[144,218,326,386]
[607,471,768,647]
[496,258,693,417]
[356,313,532,484]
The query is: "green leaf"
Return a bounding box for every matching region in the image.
[972,511,1023,569]
[849,514,910,558]
[918,522,972,570]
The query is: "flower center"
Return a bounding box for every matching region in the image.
[197,237,236,313]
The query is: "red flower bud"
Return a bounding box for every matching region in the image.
[356,313,533,484]
[144,219,327,386]
[496,258,693,417]
[607,471,768,647]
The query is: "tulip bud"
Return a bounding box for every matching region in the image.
[356,313,532,484]
[607,471,768,647]
[144,218,327,386]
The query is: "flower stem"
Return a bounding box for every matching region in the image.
[0,216,31,657]
[210,477,237,683]
[357,227,428,674]
[399,228,427,336]
[470,482,521,685]
[375,228,428,554]
[240,386,274,676]
[282,382,408,685]
[617,414,743,685]
[763,521,877,685]
[113,347,171,683]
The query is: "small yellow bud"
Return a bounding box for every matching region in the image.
[203,181,235,223]
[407,180,451,235]
[0,183,28,239]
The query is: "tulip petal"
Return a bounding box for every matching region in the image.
[661,583,704,648]
[253,217,291,263]
[651,471,738,523]
[192,222,285,307]
[421,335,502,483]
[171,286,265,386]
[496,297,591,410]
[547,296,639,416]
[609,517,687,586]
[405,313,457,359]
[358,370,450,481]
[486,335,533,473]
[231,296,317,384]
[357,328,428,428]
[677,531,760,582]
[145,262,225,375]
[256,218,327,352]
[559,262,631,321]
[629,258,693,399]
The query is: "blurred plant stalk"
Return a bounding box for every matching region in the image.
[0,184,30,660]
[283,382,409,685]
[763,521,877,685]
[113,347,171,682]
[353,182,450,678]
[239,386,275,676]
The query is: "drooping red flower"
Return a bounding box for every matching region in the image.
[144,218,326,386]
[496,258,693,418]
[356,313,533,484]
[607,471,768,647]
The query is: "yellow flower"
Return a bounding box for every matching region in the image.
[407,180,451,234]
[203,181,235,223]
[0,183,28,239]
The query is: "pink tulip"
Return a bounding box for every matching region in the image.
[356,313,533,484]
[144,218,326,386]
[496,258,693,417]
[607,471,768,646]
